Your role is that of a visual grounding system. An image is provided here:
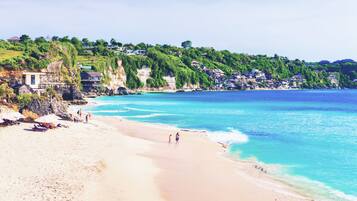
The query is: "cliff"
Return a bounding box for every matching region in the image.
[102,60,127,91]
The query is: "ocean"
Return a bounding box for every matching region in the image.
[84,90,357,201]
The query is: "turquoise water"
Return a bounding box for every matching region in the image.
[86,90,357,200]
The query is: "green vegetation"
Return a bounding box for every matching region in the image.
[1,35,356,90]
[0,35,80,86]
[16,93,40,108]
[77,55,119,85]
[0,83,15,102]
[0,49,23,62]
[181,40,192,49]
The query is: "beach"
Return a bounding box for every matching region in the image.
[0,113,311,201]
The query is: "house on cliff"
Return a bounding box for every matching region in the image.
[22,72,45,89]
[80,72,102,92]
[327,73,339,87]
[7,36,20,43]
[21,69,66,91]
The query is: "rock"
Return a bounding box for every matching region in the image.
[83,92,98,98]
[62,85,83,101]
[26,98,68,117]
[13,84,34,95]
[117,87,129,95]
[105,89,114,96]
[50,98,68,116]
[70,99,88,105]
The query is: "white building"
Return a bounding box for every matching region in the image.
[126,49,147,56]
[327,74,339,87]
[22,72,46,89]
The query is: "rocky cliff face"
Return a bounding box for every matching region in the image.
[103,60,127,91]
[183,83,200,90]
[41,61,64,84]
[137,67,151,87]
[163,76,176,91]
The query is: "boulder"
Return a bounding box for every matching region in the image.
[26,98,68,117]
[62,86,83,101]
[50,98,68,115]
[17,84,34,95]
[70,99,88,105]
[117,87,129,95]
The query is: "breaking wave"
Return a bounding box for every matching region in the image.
[128,113,175,119]
[207,128,249,144]
[91,110,128,113]
[123,107,163,113]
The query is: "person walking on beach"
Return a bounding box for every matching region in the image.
[168,133,172,144]
[85,114,89,123]
[77,109,82,118]
[175,132,180,144]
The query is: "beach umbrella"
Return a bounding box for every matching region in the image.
[0,111,25,122]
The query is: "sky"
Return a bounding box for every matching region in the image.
[1,0,357,61]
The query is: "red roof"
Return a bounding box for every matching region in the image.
[8,36,20,41]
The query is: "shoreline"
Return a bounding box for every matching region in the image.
[81,98,314,200]
[108,117,357,201]
[0,105,312,201]
[131,88,349,94]
[1,96,352,200]
[99,116,311,201]
[82,97,357,201]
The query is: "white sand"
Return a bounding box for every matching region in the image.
[0,118,163,201]
[0,115,311,201]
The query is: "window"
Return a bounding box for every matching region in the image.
[31,75,36,85]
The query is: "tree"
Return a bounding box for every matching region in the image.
[123,43,134,49]
[95,39,108,47]
[51,36,59,41]
[60,36,70,43]
[136,42,147,50]
[71,37,84,54]
[110,38,118,46]
[181,40,192,49]
[82,38,91,47]
[70,37,81,44]
[34,37,47,44]
[20,34,31,43]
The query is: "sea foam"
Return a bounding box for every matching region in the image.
[128,113,175,119]
[207,129,249,144]
[123,107,163,113]
[91,110,128,113]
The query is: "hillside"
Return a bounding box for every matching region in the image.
[0,49,23,62]
[1,35,356,91]
[0,36,80,86]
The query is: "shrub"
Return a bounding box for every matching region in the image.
[22,109,39,122]
[44,87,61,100]
[0,83,15,102]
[16,93,39,109]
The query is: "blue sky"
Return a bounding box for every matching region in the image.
[1,0,357,61]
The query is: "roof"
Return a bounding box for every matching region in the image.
[80,65,92,70]
[22,71,46,75]
[81,72,102,77]
[8,36,20,41]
